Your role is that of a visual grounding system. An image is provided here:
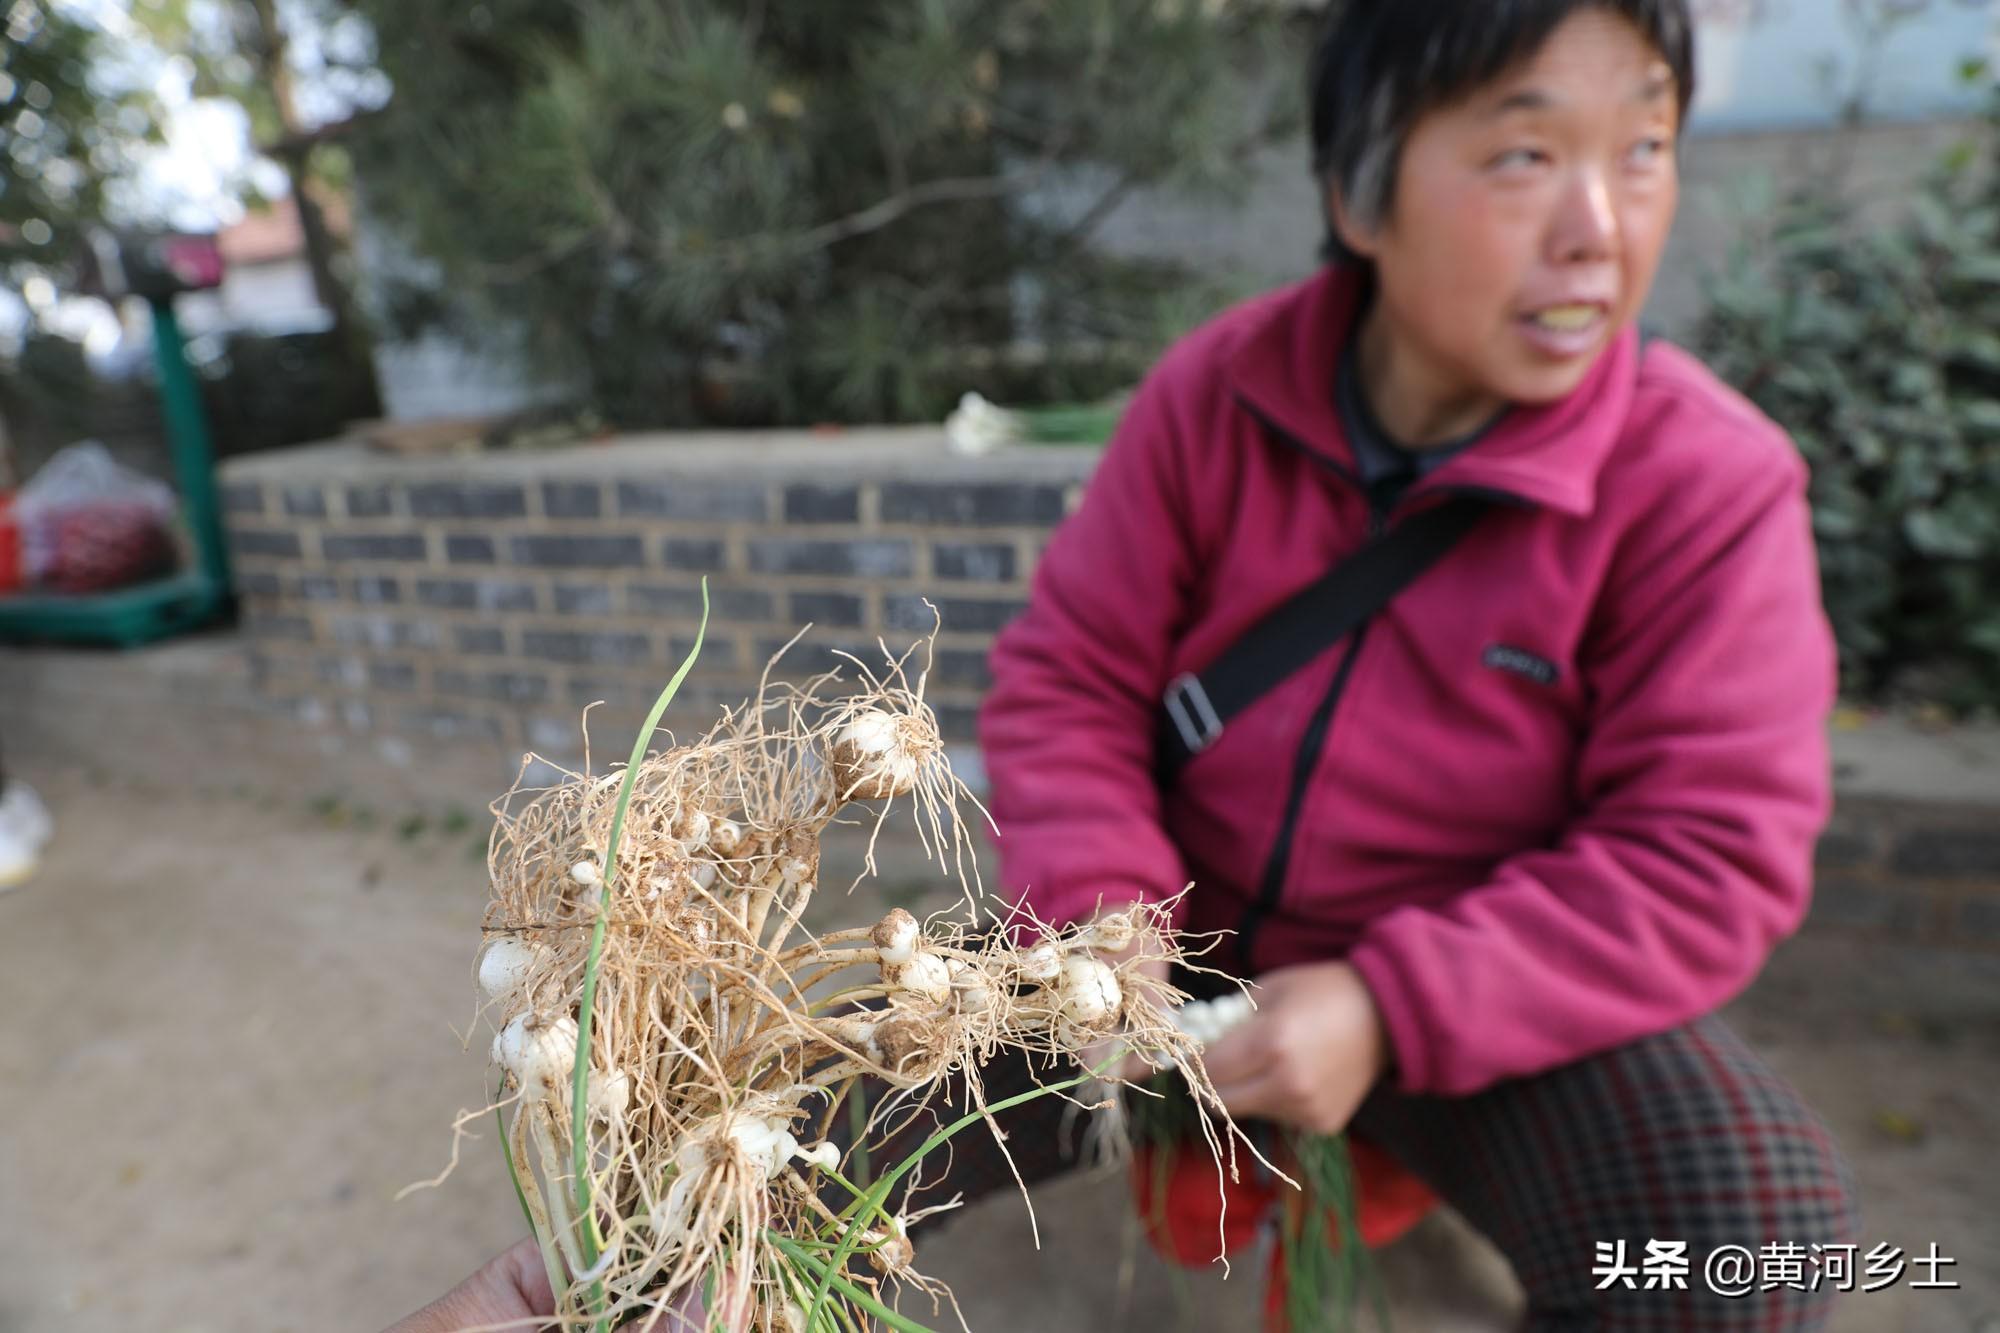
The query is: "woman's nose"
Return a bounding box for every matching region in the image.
[1548,168,1619,264]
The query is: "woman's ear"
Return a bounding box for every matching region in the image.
[1326,184,1380,263]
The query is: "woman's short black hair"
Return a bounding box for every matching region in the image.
[1308,0,1696,265]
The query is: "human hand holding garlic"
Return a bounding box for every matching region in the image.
[1200,961,1392,1136]
[382,1235,555,1333]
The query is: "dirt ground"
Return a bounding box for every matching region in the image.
[1,723,1996,1332]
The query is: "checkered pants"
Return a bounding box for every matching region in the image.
[849,1013,1859,1331]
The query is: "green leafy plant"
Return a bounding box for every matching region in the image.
[1691,102,2000,712]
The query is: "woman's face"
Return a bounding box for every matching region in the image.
[1337,9,1681,411]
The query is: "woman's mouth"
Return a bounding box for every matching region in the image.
[1517,302,1610,359]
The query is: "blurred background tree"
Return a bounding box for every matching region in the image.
[0,3,163,309]
[348,0,1307,429]
[1692,62,2000,714]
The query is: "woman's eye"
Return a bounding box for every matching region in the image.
[1490,147,1548,171]
[1627,135,1672,166]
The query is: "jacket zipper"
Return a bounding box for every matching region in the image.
[1225,394,1529,972]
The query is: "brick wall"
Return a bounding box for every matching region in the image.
[1811,797,2000,951]
[218,428,1089,756]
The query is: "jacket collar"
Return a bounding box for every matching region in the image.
[1221,264,1637,518]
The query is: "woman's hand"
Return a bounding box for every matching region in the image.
[382,1236,555,1332]
[1201,961,1393,1136]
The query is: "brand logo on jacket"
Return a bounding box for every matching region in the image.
[1482,643,1560,687]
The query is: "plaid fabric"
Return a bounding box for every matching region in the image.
[1349,1012,1860,1330]
[838,1012,1858,1331]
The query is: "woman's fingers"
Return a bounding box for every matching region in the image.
[1196,1023,1266,1088]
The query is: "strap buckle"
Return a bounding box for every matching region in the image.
[1163,672,1224,756]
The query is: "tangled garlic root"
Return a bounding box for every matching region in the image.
[426,635,1247,1330]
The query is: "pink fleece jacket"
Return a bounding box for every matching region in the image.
[977,265,1836,1097]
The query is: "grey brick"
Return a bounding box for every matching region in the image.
[885,594,1025,634]
[445,534,497,564]
[345,484,394,518]
[231,528,304,560]
[932,703,981,742]
[315,655,367,688]
[337,699,373,731]
[330,615,440,651]
[221,482,263,516]
[661,537,728,571]
[352,575,402,605]
[435,668,550,704]
[456,625,508,655]
[250,613,314,642]
[1815,828,1877,870]
[784,484,860,523]
[520,629,652,665]
[541,481,603,519]
[931,648,992,688]
[296,573,340,602]
[1809,874,1924,934]
[746,538,911,578]
[1956,895,2000,943]
[617,479,767,521]
[280,484,327,518]
[1890,830,2000,881]
[509,534,646,569]
[553,583,616,615]
[933,541,1018,583]
[668,635,737,668]
[408,481,527,520]
[323,532,428,563]
[399,707,505,743]
[526,716,585,753]
[881,482,1065,526]
[237,570,282,598]
[416,577,536,612]
[628,585,774,622]
[754,637,878,679]
[790,590,865,626]
[565,675,668,708]
[368,660,420,692]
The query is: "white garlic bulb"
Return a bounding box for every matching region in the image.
[1058,955,1122,1028]
[871,908,919,966]
[829,708,922,801]
[887,951,952,1005]
[477,937,539,1003]
[491,1012,578,1093]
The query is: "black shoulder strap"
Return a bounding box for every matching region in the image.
[1156,492,1491,784]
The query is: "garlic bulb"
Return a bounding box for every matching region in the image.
[1057,955,1121,1028]
[829,708,921,801]
[1019,943,1062,984]
[588,1068,632,1123]
[491,1012,579,1093]
[1082,910,1138,952]
[709,818,745,857]
[871,908,919,966]
[948,957,995,1013]
[1169,993,1254,1045]
[797,1141,840,1171]
[886,951,951,1005]
[477,937,539,1003]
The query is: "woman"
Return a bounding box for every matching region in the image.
[977,0,1858,1328]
